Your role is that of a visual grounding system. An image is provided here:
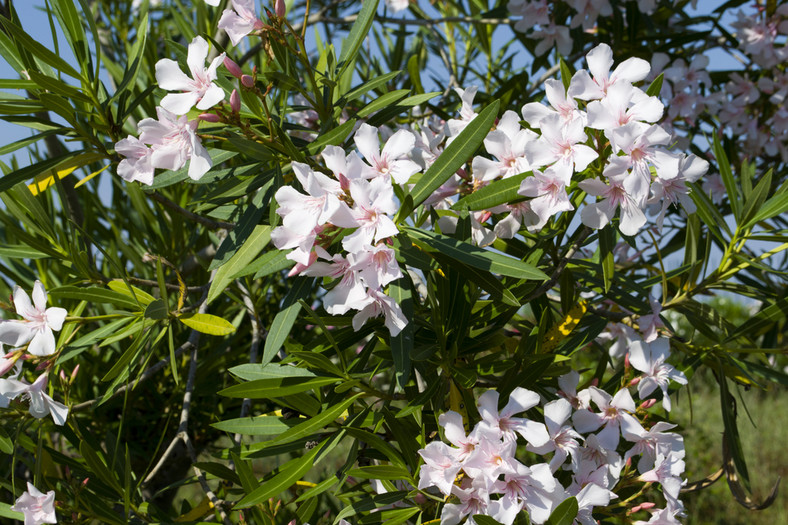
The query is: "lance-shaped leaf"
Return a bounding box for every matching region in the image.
[218,376,341,399]
[452,171,531,211]
[178,313,236,336]
[409,100,500,207]
[262,277,313,365]
[404,227,547,280]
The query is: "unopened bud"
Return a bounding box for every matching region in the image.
[59,369,67,382]
[628,376,641,387]
[230,89,241,113]
[35,360,50,371]
[82,478,89,486]
[638,398,657,410]
[628,502,656,514]
[241,74,254,88]
[223,56,243,78]
[275,0,286,18]
[198,113,221,123]
[71,364,80,381]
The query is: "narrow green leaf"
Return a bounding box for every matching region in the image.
[410,100,500,207]
[212,416,301,435]
[219,376,341,399]
[337,0,381,77]
[262,393,362,449]
[356,89,410,118]
[49,285,140,310]
[306,118,357,155]
[713,134,740,219]
[229,363,317,382]
[235,440,325,509]
[345,465,411,480]
[178,313,236,336]
[0,503,23,521]
[718,366,751,492]
[472,516,504,525]
[262,277,313,365]
[405,227,547,280]
[452,171,530,211]
[743,191,788,230]
[334,491,409,523]
[207,225,271,303]
[599,224,616,294]
[79,441,123,496]
[107,280,155,306]
[144,299,168,320]
[646,72,664,97]
[388,277,413,389]
[1,16,82,78]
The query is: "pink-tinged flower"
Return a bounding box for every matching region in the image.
[527,398,583,472]
[302,249,366,316]
[518,166,574,231]
[572,386,637,449]
[525,114,598,179]
[341,178,399,253]
[461,434,518,486]
[522,79,585,129]
[137,107,212,180]
[218,0,264,46]
[608,123,676,205]
[155,36,225,115]
[417,441,462,495]
[557,370,591,410]
[493,462,564,525]
[532,23,571,57]
[321,145,370,190]
[441,480,491,525]
[598,321,638,360]
[472,110,536,181]
[10,483,57,525]
[115,136,155,185]
[0,374,68,425]
[351,288,407,336]
[578,166,647,236]
[586,83,664,135]
[638,452,686,507]
[621,417,684,474]
[0,281,67,357]
[446,86,478,138]
[438,410,478,461]
[633,504,685,525]
[348,244,402,290]
[353,124,421,184]
[648,153,708,231]
[628,338,687,411]
[574,482,617,525]
[636,297,665,343]
[476,387,549,447]
[569,43,651,101]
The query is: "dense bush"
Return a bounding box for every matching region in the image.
[0,1,786,524]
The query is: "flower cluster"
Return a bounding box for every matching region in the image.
[0,281,69,426]
[271,124,423,335]
[417,337,688,524]
[428,43,708,241]
[115,35,226,184]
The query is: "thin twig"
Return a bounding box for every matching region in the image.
[232,284,263,448]
[320,14,513,27]
[141,271,232,525]
[147,192,236,230]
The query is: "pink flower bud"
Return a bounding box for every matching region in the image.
[59,369,67,382]
[230,89,241,113]
[35,360,50,371]
[0,357,17,377]
[198,113,221,123]
[638,398,657,410]
[223,56,243,78]
[71,364,79,381]
[241,74,254,88]
[275,0,286,18]
[629,376,641,386]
